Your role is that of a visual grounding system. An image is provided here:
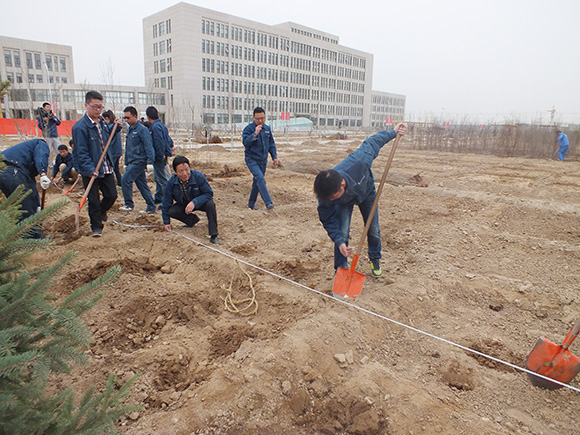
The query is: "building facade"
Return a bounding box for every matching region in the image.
[143,3,401,130]
[0,35,167,122]
[370,90,406,129]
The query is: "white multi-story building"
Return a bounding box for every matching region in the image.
[144,3,403,130]
[0,35,167,121]
[371,90,406,129]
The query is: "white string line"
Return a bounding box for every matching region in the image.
[111,220,158,229]
[168,228,580,393]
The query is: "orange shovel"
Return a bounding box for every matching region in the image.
[332,133,402,299]
[525,319,580,389]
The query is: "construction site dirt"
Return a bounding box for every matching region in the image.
[26,134,580,434]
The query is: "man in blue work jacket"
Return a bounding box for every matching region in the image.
[146,106,173,204]
[242,107,280,210]
[556,130,570,161]
[37,102,61,161]
[0,139,51,238]
[72,91,122,237]
[119,106,156,214]
[161,155,220,245]
[314,123,406,278]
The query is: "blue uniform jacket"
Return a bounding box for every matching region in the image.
[317,130,397,247]
[105,122,123,161]
[125,122,155,166]
[558,133,570,147]
[160,170,213,225]
[242,122,277,162]
[150,120,174,162]
[72,114,119,178]
[1,139,50,178]
[37,114,61,137]
[52,152,75,178]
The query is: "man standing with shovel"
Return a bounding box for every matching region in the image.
[314,123,406,279]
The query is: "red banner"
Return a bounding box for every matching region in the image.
[0,118,75,136]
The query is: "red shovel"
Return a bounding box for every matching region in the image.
[332,133,402,299]
[525,319,580,389]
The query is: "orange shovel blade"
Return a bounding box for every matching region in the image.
[332,265,366,298]
[525,337,580,389]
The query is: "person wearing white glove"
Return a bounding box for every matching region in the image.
[0,139,50,239]
[40,174,51,190]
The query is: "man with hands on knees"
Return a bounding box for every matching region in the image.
[314,123,407,278]
[160,155,220,245]
[0,138,51,238]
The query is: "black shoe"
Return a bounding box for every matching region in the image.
[154,199,163,205]
[210,235,221,245]
[102,211,108,222]
[249,205,258,210]
[92,228,103,237]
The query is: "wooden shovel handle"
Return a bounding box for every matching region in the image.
[353,133,402,257]
[562,319,580,350]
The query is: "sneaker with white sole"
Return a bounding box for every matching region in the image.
[369,258,382,278]
[119,205,134,212]
[140,208,157,214]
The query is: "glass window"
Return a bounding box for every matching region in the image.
[13,51,21,68]
[166,19,171,34]
[167,39,172,53]
[160,59,166,73]
[16,73,23,83]
[60,57,66,72]
[26,52,33,69]
[159,21,165,36]
[34,53,41,69]
[159,40,166,55]
[153,24,158,38]
[45,55,52,71]
[54,56,59,72]
[160,77,166,88]
[49,76,54,83]
[6,72,14,82]
[28,74,35,83]
[36,74,43,83]
[61,77,67,84]
[4,50,12,67]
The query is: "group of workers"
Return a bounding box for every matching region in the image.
[0,90,573,280]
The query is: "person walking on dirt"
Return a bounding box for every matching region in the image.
[0,139,51,239]
[119,106,157,214]
[242,107,280,210]
[102,110,123,187]
[556,130,570,161]
[160,155,220,245]
[146,106,174,205]
[72,91,122,237]
[314,123,407,278]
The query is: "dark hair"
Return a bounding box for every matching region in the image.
[58,144,68,151]
[172,155,190,171]
[42,102,51,108]
[102,110,115,123]
[146,106,159,120]
[123,106,138,116]
[314,169,343,200]
[253,107,265,116]
[85,91,103,103]
[68,139,74,147]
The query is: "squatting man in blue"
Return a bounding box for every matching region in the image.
[314,123,407,278]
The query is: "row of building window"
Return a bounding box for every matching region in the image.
[199,20,365,68]
[290,27,338,45]
[152,19,172,38]
[153,39,172,56]
[8,89,165,106]
[153,76,173,90]
[153,58,172,74]
[4,72,67,84]
[4,49,67,72]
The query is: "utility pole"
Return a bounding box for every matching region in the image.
[548,105,556,125]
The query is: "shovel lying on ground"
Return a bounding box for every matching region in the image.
[525,319,580,389]
[75,123,118,231]
[63,174,81,195]
[332,133,402,299]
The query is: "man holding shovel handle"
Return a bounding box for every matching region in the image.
[314,123,407,280]
[72,91,122,237]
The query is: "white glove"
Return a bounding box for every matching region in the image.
[40,175,51,190]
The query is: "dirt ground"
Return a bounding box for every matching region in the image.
[27,133,580,434]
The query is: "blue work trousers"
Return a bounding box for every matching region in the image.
[245,158,272,208]
[334,193,381,270]
[153,158,171,203]
[121,161,155,210]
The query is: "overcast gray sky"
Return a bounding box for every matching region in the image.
[3,0,579,124]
